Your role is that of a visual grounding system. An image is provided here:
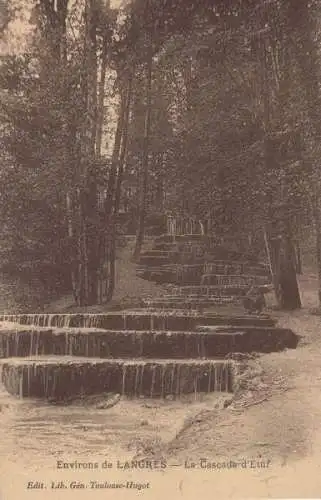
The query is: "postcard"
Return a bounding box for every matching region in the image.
[0,0,319,498]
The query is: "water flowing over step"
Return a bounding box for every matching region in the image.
[0,227,293,403]
[170,285,250,297]
[0,324,298,359]
[141,250,178,258]
[0,294,296,400]
[138,254,176,267]
[136,236,271,307]
[142,284,256,309]
[136,264,203,284]
[139,247,272,308]
[203,261,270,278]
[136,264,178,283]
[1,357,236,399]
[136,234,209,284]
[201,274,270,286]
[154,234,208,244]
[0,311,277,330]
[143,296,242,308]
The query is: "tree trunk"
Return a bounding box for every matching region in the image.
[133,42,153,260]
[278,227,301,310]
[94,37,108,301]
[267,234,282,307]
[311,194,321,304]
[104,93,126,216]
[294,240,302,274]
[288,0,321,305]
[72,0,100,306]
[96,36,108,157]
[114,76,133,215]
[261,38,284,308]
[105,75,133,303]
[66,192,79,304]
[98,88,126,301]
[258,6,301,310]
[83,0,99,305]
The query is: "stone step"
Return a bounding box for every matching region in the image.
[201,274,271,287]
[140,250,179,259]
[196,325,299,351]
[0,325,298,360]
[136,264,175,273]
[157,294,244,300]
[138,255,204,268]
[155,234,207,244]
[138,250,205,266]
[143,297,243,308]
[175,264,204,283]
[170,285,250,297]
[136,264,204,284]
[205,247,258,262]
[203,262,270,277]
[138,255,172,266]
[153,242,177,251]
[0,311,277,330]
[136,266,177,283]
[204,258,268,267]
[1,356,236,399]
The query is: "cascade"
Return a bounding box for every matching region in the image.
[0,234,298,401]
[14,331,19,356]
[1,357,238,398]
[193,376,198,401]
[19,373,23,398]
[175,364,181,396]
[134,364,140,397]
[121,365,127,395]
[139,364,145,396]
[150,366,156,398]
[160,364,166,399]
[207,365,212,393]
[85,336,89,358]
[170,364,175,395]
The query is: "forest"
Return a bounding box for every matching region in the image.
[0,0,320,310]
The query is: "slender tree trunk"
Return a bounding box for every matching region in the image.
[311,193,321,304]
[278,220,301,310]
[104,93,126,216]
[96,37,108,157]
[95,38,108,302]
[105,75,133,302]
[133,42,153,260]
[258,5,301,309]
[83,0,99,305]
[294,240,302,274]
[66,192,79,304]
[114,76,133,215]
[98,83,127,302]
[260,32,283,307]
[288,0,321,305]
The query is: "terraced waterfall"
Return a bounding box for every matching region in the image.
[0,234,299,401]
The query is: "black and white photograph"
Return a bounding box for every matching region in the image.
[0,0,320,498]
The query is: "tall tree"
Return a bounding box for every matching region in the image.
[287,0,321,306]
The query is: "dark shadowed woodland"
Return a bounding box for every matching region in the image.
[0,0,319,312]
[3,5,321,498]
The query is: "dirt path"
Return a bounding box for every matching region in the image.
[154,307,321,497]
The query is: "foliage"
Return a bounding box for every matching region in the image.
[0,0,320,308]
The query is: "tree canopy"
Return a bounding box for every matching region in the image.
[0,0,320,309]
